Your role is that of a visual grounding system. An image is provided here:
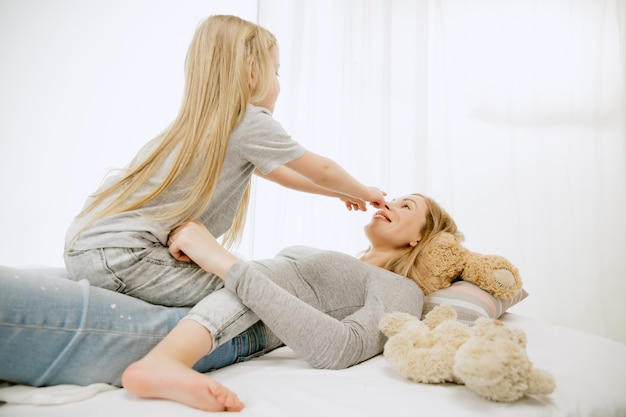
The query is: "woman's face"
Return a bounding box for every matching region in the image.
[364,194,429,249]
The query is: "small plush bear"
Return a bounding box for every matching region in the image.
[379,305,470,384]
[380,305,556,402]
[454,316,556,402]
[415,232,522,298]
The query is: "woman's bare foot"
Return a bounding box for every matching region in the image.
[122,355,244,412]
[121,319,243,412]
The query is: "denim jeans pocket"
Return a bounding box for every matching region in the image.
[64,248,129,292]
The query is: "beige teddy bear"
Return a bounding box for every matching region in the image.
[379,305,556,402]
[454,316,556,402]
[415,232,522,298]
[380,304,470,384]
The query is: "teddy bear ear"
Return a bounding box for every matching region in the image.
[423,304,457,329]
[474,317,491,327]
[415,232,465,294]
[379,311,418,336]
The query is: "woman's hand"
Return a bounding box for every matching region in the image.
[167,222,207,263]
[167,221,237,279]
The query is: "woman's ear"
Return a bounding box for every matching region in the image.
[409,232,422,247]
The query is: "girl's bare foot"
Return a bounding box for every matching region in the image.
[122,355,244,412]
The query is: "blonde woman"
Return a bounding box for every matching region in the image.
[121,194,461,412]
[1,194,459,411]
[65,14,385,354]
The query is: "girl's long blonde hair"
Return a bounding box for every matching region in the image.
[382,193,464,293]
[75,15,277,247]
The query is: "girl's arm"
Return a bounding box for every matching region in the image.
[283,150,386,210]
[255,166,365,211]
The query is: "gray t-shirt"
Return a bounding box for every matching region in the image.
[66,105,305,250]
[224,246,424,370]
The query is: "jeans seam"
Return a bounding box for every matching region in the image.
[98,248,126,292]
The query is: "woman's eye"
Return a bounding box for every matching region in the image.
[402,204,410,209]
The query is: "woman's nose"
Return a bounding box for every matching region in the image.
[384,203,390,210]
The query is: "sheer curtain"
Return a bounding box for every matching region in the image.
[0,0,623,344]
[239,0,430,259]
[249,0,626,344]
[423,0,625,343]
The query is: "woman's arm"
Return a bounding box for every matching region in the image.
[168,223,380,368]
[223,259,386,370]
[168,222,423,370]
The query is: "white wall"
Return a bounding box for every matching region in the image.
[0,0,257,266]
[1,0,624,345]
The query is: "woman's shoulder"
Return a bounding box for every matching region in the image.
[372,269,424,316]
[275,246,360,264]
[276,245,340,258]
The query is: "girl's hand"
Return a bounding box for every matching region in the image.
[340,187,387,211]
[340,195,366,211]
[365,187,387,209]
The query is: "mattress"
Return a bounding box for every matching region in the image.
[1,313,625,417]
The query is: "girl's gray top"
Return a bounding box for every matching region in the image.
[225,246,424,370]
[66,104,305,250]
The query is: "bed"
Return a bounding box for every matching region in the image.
[1,271,626,417]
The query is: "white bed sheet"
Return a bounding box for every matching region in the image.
[1,313,625,417]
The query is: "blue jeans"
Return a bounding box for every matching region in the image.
[0,265,267,387]
[64,245,260,348]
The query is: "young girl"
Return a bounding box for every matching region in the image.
[64,15,385,349]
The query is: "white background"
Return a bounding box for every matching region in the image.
[1,0,624,344]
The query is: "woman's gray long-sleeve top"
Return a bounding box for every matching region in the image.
[224,246,424,370]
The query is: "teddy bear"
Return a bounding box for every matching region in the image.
[379,305,556,402]
[379,304,470,385]
[414,232,522,298]
[454,314,556,402]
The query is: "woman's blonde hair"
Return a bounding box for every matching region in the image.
[382,193,464,293]
[75,15,277,247]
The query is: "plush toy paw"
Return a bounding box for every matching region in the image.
[461,253,522,299]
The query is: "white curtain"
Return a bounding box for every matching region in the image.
[240,0,430,259]
[249,0,626,344]
[1,0,624,344]
[422,0,626,343]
